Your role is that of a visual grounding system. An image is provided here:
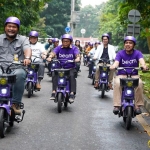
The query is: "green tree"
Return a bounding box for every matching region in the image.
[0,0,50,35]
[40,0,81,38]
[119,0,150,53]
[74,4,104,38]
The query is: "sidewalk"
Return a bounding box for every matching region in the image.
[144,95,150,113]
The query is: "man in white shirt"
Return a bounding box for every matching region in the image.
[29,31,47,89]
[93,33,116,89]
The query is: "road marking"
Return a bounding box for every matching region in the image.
[136,114,150,136]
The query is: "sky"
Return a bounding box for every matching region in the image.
[81,0,108,7]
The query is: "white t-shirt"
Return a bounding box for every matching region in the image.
[31,42,45,63]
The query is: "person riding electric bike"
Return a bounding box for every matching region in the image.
[93,33,116,89]
[47,38,59,75]
[0,16,31,115]
[88,41,100,78]
[110,36,148,115]
[29,31,47,90]
[45,38,53,51]
[75,39,82,72]
[47,34,80,103]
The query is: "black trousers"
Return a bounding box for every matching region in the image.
[52,68,77,94]
[89,61,94,75]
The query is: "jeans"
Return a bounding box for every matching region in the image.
[7,69,26,104]
[38,63,45,79]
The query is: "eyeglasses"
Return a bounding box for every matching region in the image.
[62,40,70,43]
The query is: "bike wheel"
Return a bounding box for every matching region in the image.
[64,94,69,108]
[28,82,33,98]
[57,93,63,113]
[9,108,15,127]
[92,75,95,85]
[101,84,105,98]
[0,109,6,138]
[125,106,132,130]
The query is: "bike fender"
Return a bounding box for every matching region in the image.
[0,105,10,115]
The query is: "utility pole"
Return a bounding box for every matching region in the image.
[70,0,75,37]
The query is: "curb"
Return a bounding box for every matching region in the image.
[144,95,150,113]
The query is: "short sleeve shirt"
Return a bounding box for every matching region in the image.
[115,49,143,75]
[0,34,30,67]
[31,42,45,63]
[53,45,79,69]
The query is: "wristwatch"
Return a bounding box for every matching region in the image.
[25,57,31,60]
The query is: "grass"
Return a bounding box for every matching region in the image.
[139,55,150,99]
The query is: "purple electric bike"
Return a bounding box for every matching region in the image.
[0,61,25,138]
[117,67,140,130]
[98,59,112,98]
[25,56,40,98]
[53,59,76,113]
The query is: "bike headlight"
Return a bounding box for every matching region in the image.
[93,66,96,69]
[29,71,34,75]
[102,73,106,77]
[52,63,55,67]
[1,88,7,94]
[84,55,87,58]
[0,78,7,85]
[59,79,64,83]
[126,89,132,95]
[90,58,92,61]
[126,81,133,87]
[58,72,64,77]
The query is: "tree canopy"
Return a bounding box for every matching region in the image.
[40,0,81,38]
[0,0,50,35]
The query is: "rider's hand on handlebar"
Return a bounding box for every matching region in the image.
[24,59,31,66]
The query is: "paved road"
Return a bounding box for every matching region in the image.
[0,64,150,150]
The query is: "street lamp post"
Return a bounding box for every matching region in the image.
[70,0,75,37]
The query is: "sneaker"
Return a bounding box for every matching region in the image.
[94,82,99,88]
[108,83,113,90]
[69,94,75,103]
[50,93,55,100]
[135,107,142,115]
[12,104,21,115]
[113,107,119,115]
[36,83,41,89]
[88,74,91,78]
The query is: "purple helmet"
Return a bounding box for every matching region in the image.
[5,16,20,27]
[88,42,94,46]
[52,38,59,43]
[102,33,109,40]
[95,41,101,44]
[124,36,136,45]
[61,34,73,42]
[29,31,39,37]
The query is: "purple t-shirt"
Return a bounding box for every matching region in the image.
[115,49,143,75]
[53,45,79,69]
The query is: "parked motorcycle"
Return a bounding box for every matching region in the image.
[0,61,25,138]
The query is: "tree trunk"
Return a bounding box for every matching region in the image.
[146,28,150,66]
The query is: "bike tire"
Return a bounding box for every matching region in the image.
[28,82,33,98]
[92,75,95,85]
[0,109,6,138]
[101,84,105,98]
[57,93,63,113]
[125,106,132,130]
[9,108,15,127]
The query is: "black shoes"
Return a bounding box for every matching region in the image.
[113,107,120,115]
